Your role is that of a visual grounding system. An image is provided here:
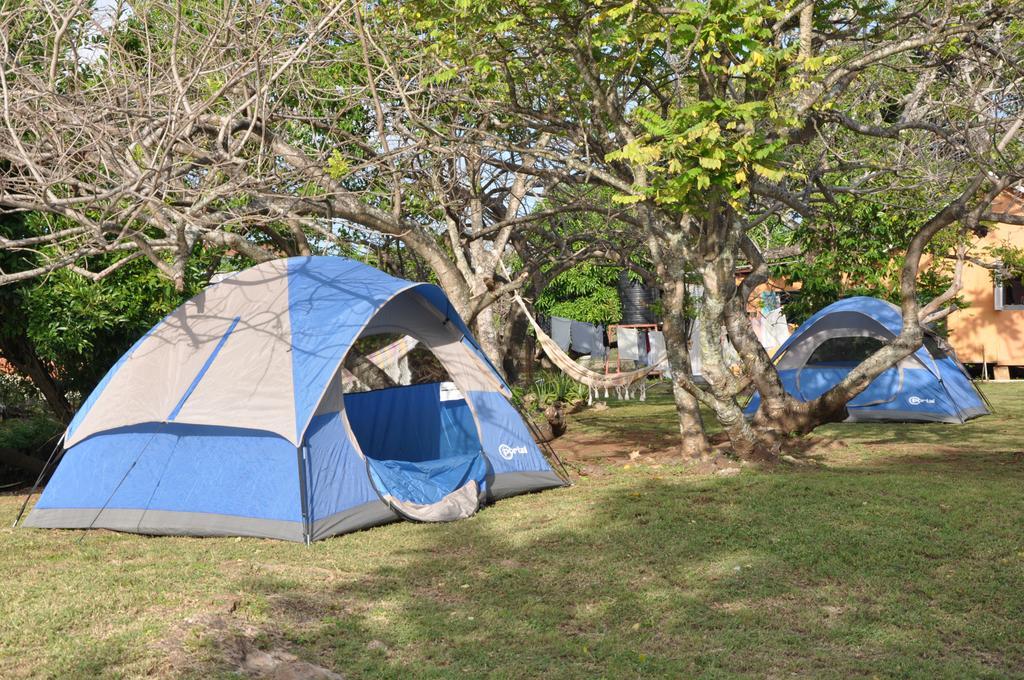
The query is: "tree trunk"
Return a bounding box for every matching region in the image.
[540,403,567,441]
[658,274,712,458]
[671,378,710,458]
[0,335,74,424]
[472,304,504,374]
[499,302,530,383]
[344,350,399,390]
[652,212,782,461]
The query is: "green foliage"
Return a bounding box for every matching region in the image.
[0,373,45,416]
[515,371,589,411]
[585,0,801,210]
[529,371,589,408]
[0,212,227,404]
[536,262,622,325]
[0,412,60,453]
[19,259,197,398]
[775,194,961,325]
[608,98,791,210]
[326,149,351,180]
[986,241,1024,281]
[403,0,803,210]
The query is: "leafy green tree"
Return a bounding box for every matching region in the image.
[0,212,75,423]
[394,0,1024,459]
[0,212,224,421]
[20,260,202,401]
[776,194,962,325]
[535,262,622,325]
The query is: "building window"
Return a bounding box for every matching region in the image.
[995,274,1024,310]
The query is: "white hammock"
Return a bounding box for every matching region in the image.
[511,293,654,403]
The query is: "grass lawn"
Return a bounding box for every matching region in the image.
[2,383,1023,678]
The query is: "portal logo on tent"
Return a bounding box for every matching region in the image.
[498,443,528,460]
[907,395,935,406]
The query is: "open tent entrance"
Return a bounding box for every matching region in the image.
[342,335,488,521]
[328,290,504,522]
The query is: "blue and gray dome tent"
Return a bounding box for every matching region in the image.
[745,296,989,423]
[24,257,566,541]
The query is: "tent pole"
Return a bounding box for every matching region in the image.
[297,444,312,545]
[82,431,162,535]
[12,432,66,528]
[977,383,996,414]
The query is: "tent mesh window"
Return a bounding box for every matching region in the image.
[805,336,886,366]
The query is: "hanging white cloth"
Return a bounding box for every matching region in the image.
[750,311,766,346]
[648,331,668,367]
[762,308,790,350]
[689,317,703,378]
[550,316,572,351]
[648,331,672,378]
[618,327,640,360]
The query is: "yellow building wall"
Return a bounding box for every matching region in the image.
[946,192,1024,370]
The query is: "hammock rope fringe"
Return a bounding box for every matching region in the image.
[510,292,654,404]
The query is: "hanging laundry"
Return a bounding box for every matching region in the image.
[688,317,703,378]
[750,311,766,346]
[648,331,670,372]
[550,316,572,352]
[365,335,419,384]
[570,320,593,354]
[762,307,790,350]
[570,320,606,357]
[591,325,607,359]
[618,327,640,360]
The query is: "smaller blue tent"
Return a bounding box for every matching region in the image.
[745,297,988,423]
[24,257,566,541]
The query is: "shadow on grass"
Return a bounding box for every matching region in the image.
[568,382,1024,462]
[11,383,1022,677]
[179,457,1024,679]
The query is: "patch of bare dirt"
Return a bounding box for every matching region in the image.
[781,435,846,458]
[552,425,758,480]
[552,419,859,475]
[242,647,345,680]
[159,606,345,680]
[553,431,654,461]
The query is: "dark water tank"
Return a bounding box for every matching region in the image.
[618,270,658,324]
